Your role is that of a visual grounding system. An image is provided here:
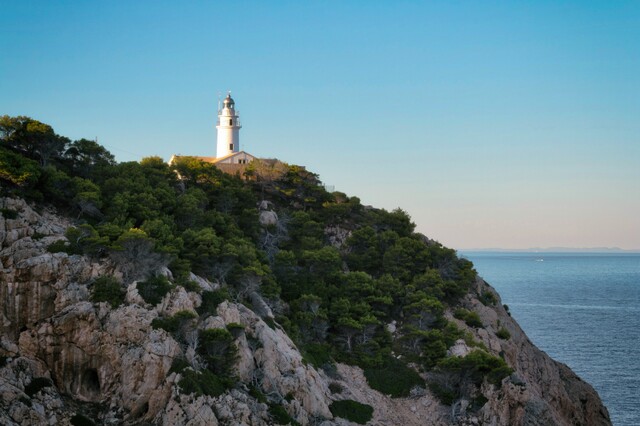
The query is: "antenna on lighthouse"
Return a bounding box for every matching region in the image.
[217,92,221,112]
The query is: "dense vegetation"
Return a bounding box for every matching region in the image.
[1,115,512,417]
[329,400,374,424]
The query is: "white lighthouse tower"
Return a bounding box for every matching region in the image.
[216,92,242,158]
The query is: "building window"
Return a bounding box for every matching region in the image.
[229,143,233,150]
[229,119,232,126]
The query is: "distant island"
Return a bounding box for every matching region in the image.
[460,247,640,253]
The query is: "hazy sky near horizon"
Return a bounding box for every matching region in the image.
[1,1,639,250]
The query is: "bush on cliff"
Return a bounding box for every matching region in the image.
[329,400,374,424]
[137,275,173,306]
[363,357,424,397]
[90,276,124,308]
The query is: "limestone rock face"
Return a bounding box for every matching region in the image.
[448,279,611,426]
[0,198,612,426]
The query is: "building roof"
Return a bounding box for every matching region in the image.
[168,151,255,165]
[211,150,255,163]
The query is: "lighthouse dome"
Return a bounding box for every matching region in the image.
[222,94,235,108]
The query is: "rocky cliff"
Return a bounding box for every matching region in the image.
[0,197,611,426]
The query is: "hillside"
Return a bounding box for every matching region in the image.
[0,116,611,425]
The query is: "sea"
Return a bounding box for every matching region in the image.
[460,252,640,426]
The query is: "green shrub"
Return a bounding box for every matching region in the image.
[437,350,513,386]
[301,343,333,369]
[269,403,299,425]
[47,239,78,255]
[181,280,201,293]
[70,414,96,426]
[464,312,482,328]
[454,308,483,328]
[428,381,457,405]
[248,384,267,403]
[0,146,41,188]
[479,291,497,306]
[329,400,374,424]
[363,357,423,397]
[0,208,18,219]
[226,322,245,338]
[178,368,225,397]
[151,311,197,341]
[137,275,173,305]
[25,377,53,396]
[90,276,124,308]
[197,328,238,377]
[169,357,190,374]
[329,382,344,394]
[47,226,106,256]
[197,288,230,315]
[496,327,511,340]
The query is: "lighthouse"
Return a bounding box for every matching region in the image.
[169,91,255,168]
[216,93,242,158]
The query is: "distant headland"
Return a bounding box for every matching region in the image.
[459,247,640,253]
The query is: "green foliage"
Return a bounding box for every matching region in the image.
[70,414,95,426]
[24,377,53,397]
[180,279,201,293]
[437,350,513,386]
[301,343,333,368]
[169,357,190,374]
[110,229,170,282]
[496,327,511,340]
[178,368,225,397]
[479,290,497,306]
[226,322,245,338]
[197,289,230,315]
[47,239,74,254]
[268,403,299,425]
[428,381,457,405]
[248,384,268,403]
[363,357,423,397]
[90,276,124,308]
[0,208,18,219]
[329,400,374,424]
[503,304,511,316]
[0,146,42,188]
[197,328,238,377]
[152,311,197,339]
[137,275,173,306]
[454,308,483,328]
[329,382,343,394]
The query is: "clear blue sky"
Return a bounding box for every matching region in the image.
[1,1,639,250]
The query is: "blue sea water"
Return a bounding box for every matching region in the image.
[460,252,640,426]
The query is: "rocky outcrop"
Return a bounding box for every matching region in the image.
[0,198,333,425]
[0,197,611,425]
[448,279,611,426]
